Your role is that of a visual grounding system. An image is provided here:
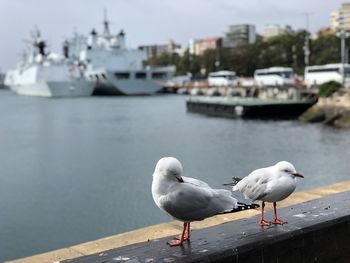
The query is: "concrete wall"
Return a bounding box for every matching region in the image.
[8,181,350,263]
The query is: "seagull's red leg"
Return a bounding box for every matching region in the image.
[259,201,271,226]
[272,202,287,225]
[173,222,190,241]
[167,222,187,247]
[184,222,190,241]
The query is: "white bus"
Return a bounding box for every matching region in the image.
[304,63,350,88]
[208,71,236,86]
[254,67,294,87]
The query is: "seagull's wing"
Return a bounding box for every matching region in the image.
[158,183,237,222]
[183,176,210,188]
[236,168,272,201]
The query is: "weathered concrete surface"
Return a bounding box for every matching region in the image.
[300,92,350,128]
[8,181,350,263]
[334,110,350,128]
[64,190,350,263]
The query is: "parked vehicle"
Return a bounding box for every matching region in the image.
[304,63,350,88]
[254,67,294,87]
[208,71,236,86]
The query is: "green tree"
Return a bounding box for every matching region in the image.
[144,29,345,77]
[310,35,340,65]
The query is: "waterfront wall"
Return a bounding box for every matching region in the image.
[66,190,350,263]
[300,91,350,128]
[8,181,350,263]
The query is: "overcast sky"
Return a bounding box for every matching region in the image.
[0,0,345,70]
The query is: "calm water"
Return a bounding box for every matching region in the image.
[0,90,350,261]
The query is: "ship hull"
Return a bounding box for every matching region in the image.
[10,80,94,98]
[186,97,318,120]
[92,79,162,95]
[87,69,173,96]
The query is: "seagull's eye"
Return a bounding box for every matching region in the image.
[283,169,290,173]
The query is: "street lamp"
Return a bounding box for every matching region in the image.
[302,13,312,66]
[336,14,350,88]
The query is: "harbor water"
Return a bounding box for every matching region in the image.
[1,90,350,261]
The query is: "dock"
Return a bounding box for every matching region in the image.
[9,181,350,263]
[186,96,317,119]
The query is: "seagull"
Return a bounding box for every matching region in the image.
[152,157,258,247]
[224,161,304,226]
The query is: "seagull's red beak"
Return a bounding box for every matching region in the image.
[293,172,304,178]
[177,177,184,183]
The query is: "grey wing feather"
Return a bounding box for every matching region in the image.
[236,168,271,201]
[159,183,237,222]
[182,176,210,188]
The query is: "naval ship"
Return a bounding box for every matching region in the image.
[66,13,175,95]
[4,30,94,98]
[0,72,6,89]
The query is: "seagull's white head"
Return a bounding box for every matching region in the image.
[154,157,184,183]
[275,161,304,179]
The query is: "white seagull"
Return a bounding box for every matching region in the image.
[152,157,258,247]
[225,161,304,226]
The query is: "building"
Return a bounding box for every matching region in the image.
[331,11,340,31]
[138,40,181,59]
[263,24,283,39]
[222,24,256,48]
[331,3,350,32]
[189,37,222,56]
[317,27,336,37]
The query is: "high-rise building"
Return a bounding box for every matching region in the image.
[263,24,284,39]
[138,40,181,59]
[331,3,350,31]
[222,24,256,48]
[189,37,222,56]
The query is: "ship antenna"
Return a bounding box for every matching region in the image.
[103,8,110,36]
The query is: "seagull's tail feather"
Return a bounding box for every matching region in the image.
[232,177,242,183]
[222,177,242,191]
[234,202,260,212]
[219,202,260,215]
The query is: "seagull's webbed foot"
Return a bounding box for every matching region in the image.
[168,222,190,246]
[259,219,271,226]
[173,235,190,241]
[273,218,287,225]
[167,239,184,247]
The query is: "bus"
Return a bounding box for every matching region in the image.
[304,63,350,88]
[254,67,294,87]
[208,71,236,86]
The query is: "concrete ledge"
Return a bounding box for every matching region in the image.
[64,190,350,263]
[8,181,350,263]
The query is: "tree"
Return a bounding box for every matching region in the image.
[310,35,340,65]
[144,29,343,77]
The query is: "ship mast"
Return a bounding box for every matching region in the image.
[103,8,110,37]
